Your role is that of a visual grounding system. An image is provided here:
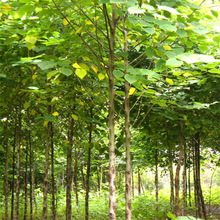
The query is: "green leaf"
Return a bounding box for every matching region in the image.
[166,58,183,67]
[158,5,180,15]
[124,74,139,84]
[177,30,187,38]
[160,24,177,32]
[60,68,73,76]
[213,36,220,43]
[38,61,56,70]
[211,10,218,18]
[0,74,6,78]
[28,86,39,90]
[146,47,156,58]
[128,6,145,14]
[139,69,160,79]
[113,70,124,78]
[142,27,155,35]
[167,212,177,220]
[75,68,87,79]
[155,59,166,71]
[24,102,31,109]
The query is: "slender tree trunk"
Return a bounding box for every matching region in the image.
[24,142,28,220]
[85,106,93,220]
[182,144,187,216]
[188,152,191,207]
[103,4,117,220]
[193,145,198,218]
[80,164,86,190]
[51,123,56,220]
[97,166,100,192]
[29,128,33,220]
[124,25,132,220]
[15,105,22,220]
[74,147,79,207]
[155,148,159,219]
[132,169,134,198]
[175,121,184,217]
[195,133,208,220]
[66,116,74,220]
[5,120,9,220]
[43,104,51,220]
[166,122,174,213]
[11,116,17,220]
[32,167,37,214]
[138,167,141,195]
[100,165,103,195]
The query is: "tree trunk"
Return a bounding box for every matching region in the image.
[165,122,174,213]
[51,123,56,220]
[32,167,37,214]
[132,169,134,198]
[43,104,51,220]
[124,25,132,220]
[103,4,117,220]
[11,116,17,220]
[29,124,33,220]
[193,145,198,218]
[195,133,208,220]
[175,121,184,217]
[80,164,86,191]
[182,144,187,216]
[85,106,93,220]
[74,147,79,207]
[5,120,9,220]
[138,167,141,195]
[66,116,74,220]
[155,148,159,219]
[188,152,191,207]
[24,141,28,220]
[100,165,103,194]
[15,105,22,220]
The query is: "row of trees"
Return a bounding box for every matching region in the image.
[0,0,219,219]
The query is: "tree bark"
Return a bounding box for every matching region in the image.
[188,152,191,207]
[24,141,28,220]
[43,104,51,220]
[80,164,86,191]
[165,122,174,213]
[66,116,74,220]
[85,106,93,220]
[74,147,79,207]
[132,169,134,198]
[11,116,17,220]
[138,167,141,195]
[51,123,56,220]
[15,104,22,220]
[103,4,117,220]
[5,120,9,220]
[182,144,187,216]
[124,24,132,220]
[195,133,208,220]
[175,121,184,217]
[155,148,159,219]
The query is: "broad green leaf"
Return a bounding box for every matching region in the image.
[1,4,11,12]
[142,27,155,35]
[213,36,220,43]
[166,58,183,67]
[98,73,105,80]
[47,70,58,79]
[139,69,160,79]
[24,102,31,109]
[177,30,187,38]
[166,78,174,85]
[211,10,218,18]
[110,0,125,2]
[167,212,177,220]
[0,74,6,78]
[125,74,139,84]
[160,24,177,32]
[146,47,156,58]
[28,86,39,90]
[177,54,218,64]
[155,59,166,71]
[38,61,56,70]
[60,68,73,76]
[128,6,145,14]
[113,70,124,78]
[158,5,180,15]
[75,68,87,79]
[163,45,172,51]
[25,36,37,44]
[141,4,155,11]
